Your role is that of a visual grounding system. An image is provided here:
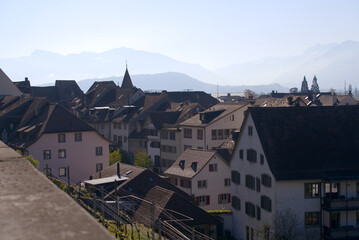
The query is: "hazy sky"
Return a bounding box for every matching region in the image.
[1,0,359,69]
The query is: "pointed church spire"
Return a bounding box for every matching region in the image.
[301,76,309,93]
[121,64,134,89]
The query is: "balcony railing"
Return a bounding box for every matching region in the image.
[324,226,359,239]
[322,197,359,211]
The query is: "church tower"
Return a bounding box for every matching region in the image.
[121,66,134,89]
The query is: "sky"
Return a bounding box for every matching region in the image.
[1,0,359,70]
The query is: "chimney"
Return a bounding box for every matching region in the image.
[287,96,293,105]
[25,77,29,82]
[232,130,240,142]
[227,93,231,97]
[117,162,120,177]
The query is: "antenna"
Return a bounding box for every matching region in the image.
[344,80,347,95]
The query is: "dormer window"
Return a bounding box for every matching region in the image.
[179,160,185,170]
[191,162,198,172]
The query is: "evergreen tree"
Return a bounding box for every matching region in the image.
[300,76,309,93]
[311,75,320,93]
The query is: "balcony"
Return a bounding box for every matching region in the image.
[322,197,359,211]
[324,226,359,239]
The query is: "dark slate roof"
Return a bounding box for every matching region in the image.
[148,111,181,130]
[165,91,219,108]
[134,186,219,226]
[31,86,59,101]
[247,106,359,180]
[91,163,193,203]
[9,103,97,148]
[121,68,134,89]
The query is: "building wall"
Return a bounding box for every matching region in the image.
[192,154,231,211]
[180,105,248,154]
[27,131,109,184]
[160,129,182,172]
[230,114,276,240]
[111,122,129,152]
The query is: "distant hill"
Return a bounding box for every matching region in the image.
[1,41,359,90]
[0,48,223,86]
[215,41,359,90]
[78,72,289,94]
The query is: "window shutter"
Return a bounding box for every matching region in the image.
[218,194,222,204]
[180,179,184,187]
[188,180,192,188]
[196,197,199,206]
[206,196,210,205]
[228,194,231,203]
[209,164,213,172]
[175,178,178,186]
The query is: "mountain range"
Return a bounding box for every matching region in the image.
[1,40,358,92]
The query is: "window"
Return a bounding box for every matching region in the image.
[124,136,127,143]
[75,132,82,142]
[196,196,210,206]
[239,149,243,160]
[305,212,320,226]
[224,178,231,187]
[211,129,217,140]
[124,123,126,130]
[58,149,66,158]
[169,131,175,140]
[260,154,264,165]
[356,212,359,225]
[184,128,192,138]
[231,170,240,185]
[305,183,321,198]
[198,180,207,189]
[232,196,241,211]
[357,181,359,196]
[245,202,256,218]
[180,179,191,188]
[245,175,256,190]
[224,129,230,138]
[246,226,249,240]
[218,193,230,204]
[161,131,168,139]
[58,133,65,143]
[118,136,122,143]
[59,167,66,177]
[247,149,257,163]
[218,129,223,140]
[197,129,203,140]
[96,163,103,172]
[325,182,339,198]
[261,174,272,188]
[113,122,118,129]
[96,147,103,156]
[209,163,217,172]
[256,177,261,192]
[114,135,118,143]
[118,123,121,129]
[330,212,340,229]
[43,150,51,159]
[248,126,253,136]
[261,195,272,212]
[257,206,261,220]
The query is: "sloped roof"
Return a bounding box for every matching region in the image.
[255,96,307,107]
[91,163,193,202]
[148,111,181,130]
[180,102,249,127]
[0,68,22,97]
[9,103,97,148]
[247,106,359,180]
[121,68,134,89]
[164,149,219,179]
[134,186,219,226]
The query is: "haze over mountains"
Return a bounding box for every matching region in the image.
[1,40,358,92]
